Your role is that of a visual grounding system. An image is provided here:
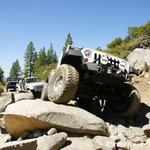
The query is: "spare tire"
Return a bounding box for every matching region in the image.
[107,84,141,118]
[48,64,79,104]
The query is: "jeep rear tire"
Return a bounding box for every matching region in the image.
[106,84,141,118]
[48,64,79,104]
[41,83,48,101]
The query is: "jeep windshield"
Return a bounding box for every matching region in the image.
[7,77,18,81]
[68,45,81,51]
[26,77,40,83]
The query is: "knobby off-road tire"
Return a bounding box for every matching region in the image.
[48,64,79,104]
[107,84,141,118]
[41,83,48,101]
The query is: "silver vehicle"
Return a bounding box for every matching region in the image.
[42,45,141,118]
[16,77,44,98]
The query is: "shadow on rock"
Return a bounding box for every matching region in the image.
[60,140,72,149]
[133,103,150,127]
[74,99,150,128]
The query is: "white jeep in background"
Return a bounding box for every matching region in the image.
[41,45,141,118]
[16,77,44,98]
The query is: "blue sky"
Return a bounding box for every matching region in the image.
[0,0,150,77]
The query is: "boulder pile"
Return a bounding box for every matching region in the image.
[1,91,150,150]
[1,49,150,149]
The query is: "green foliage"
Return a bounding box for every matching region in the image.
[128,26,139,38]
[9,59,21,77]
[24,41,36,77]
[34,47,47,72]
[0,67,4,78]
[141,40,149,47]
[47,43,58,64]
[62,33,73,52]
[104,20,150,58]
[47,43,54,64]
[107,37,122,49]
[0,80,6,92]
[0,86,4,92]
[96,46,104,51]
[33,63,57,81]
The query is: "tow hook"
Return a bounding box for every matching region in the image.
[125,74,130,80]
[97,66,102,73]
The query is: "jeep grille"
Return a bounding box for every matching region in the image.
[94,53,120,69]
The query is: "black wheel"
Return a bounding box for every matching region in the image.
[106,84,141,118]
[48,64,79,104]
[41,83,48,101]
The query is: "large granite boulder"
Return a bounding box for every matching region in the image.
[126,48,150,70]
[4,99,109,139]
[0,93,15,113]
[14,92,34,102]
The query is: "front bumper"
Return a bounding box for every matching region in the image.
[81,62,137,86]
[6,85,16,88]
[34,86,43,92]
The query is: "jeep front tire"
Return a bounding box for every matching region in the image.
[48,64,79,104]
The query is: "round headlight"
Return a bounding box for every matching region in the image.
[119,61,127,70]
[100,55,108,65]
[84,50,92,58]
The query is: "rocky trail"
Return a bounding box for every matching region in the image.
[1,49,150,150]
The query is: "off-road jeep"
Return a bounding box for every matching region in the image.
[16,77,44,98]
[42,45,141,118]
[6,77,18,91]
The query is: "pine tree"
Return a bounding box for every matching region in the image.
[35,47,47,72]
[9,59,21,77]
[0,67,4,78]
[24,41,36,77]
[53,51,58,64]
[62,33,73,52]
[47,43,54,65]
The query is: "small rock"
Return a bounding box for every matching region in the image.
[0,138,37,150]
[143,124,150,138]
[47,128,57,136]
[28,133,34,139]
[124,127,144,140]
[93,136,116,150]
[110,135,127,142]
[17,130,30,141]
[116,141,130,150]
[33,130,43,138]
[145,74,149,79]
[131,136,147,143]
[36,132,67,150]
[0,134,12,144]
[84,134,93,139]
[108,124,118,136]
[117,124,127,135]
